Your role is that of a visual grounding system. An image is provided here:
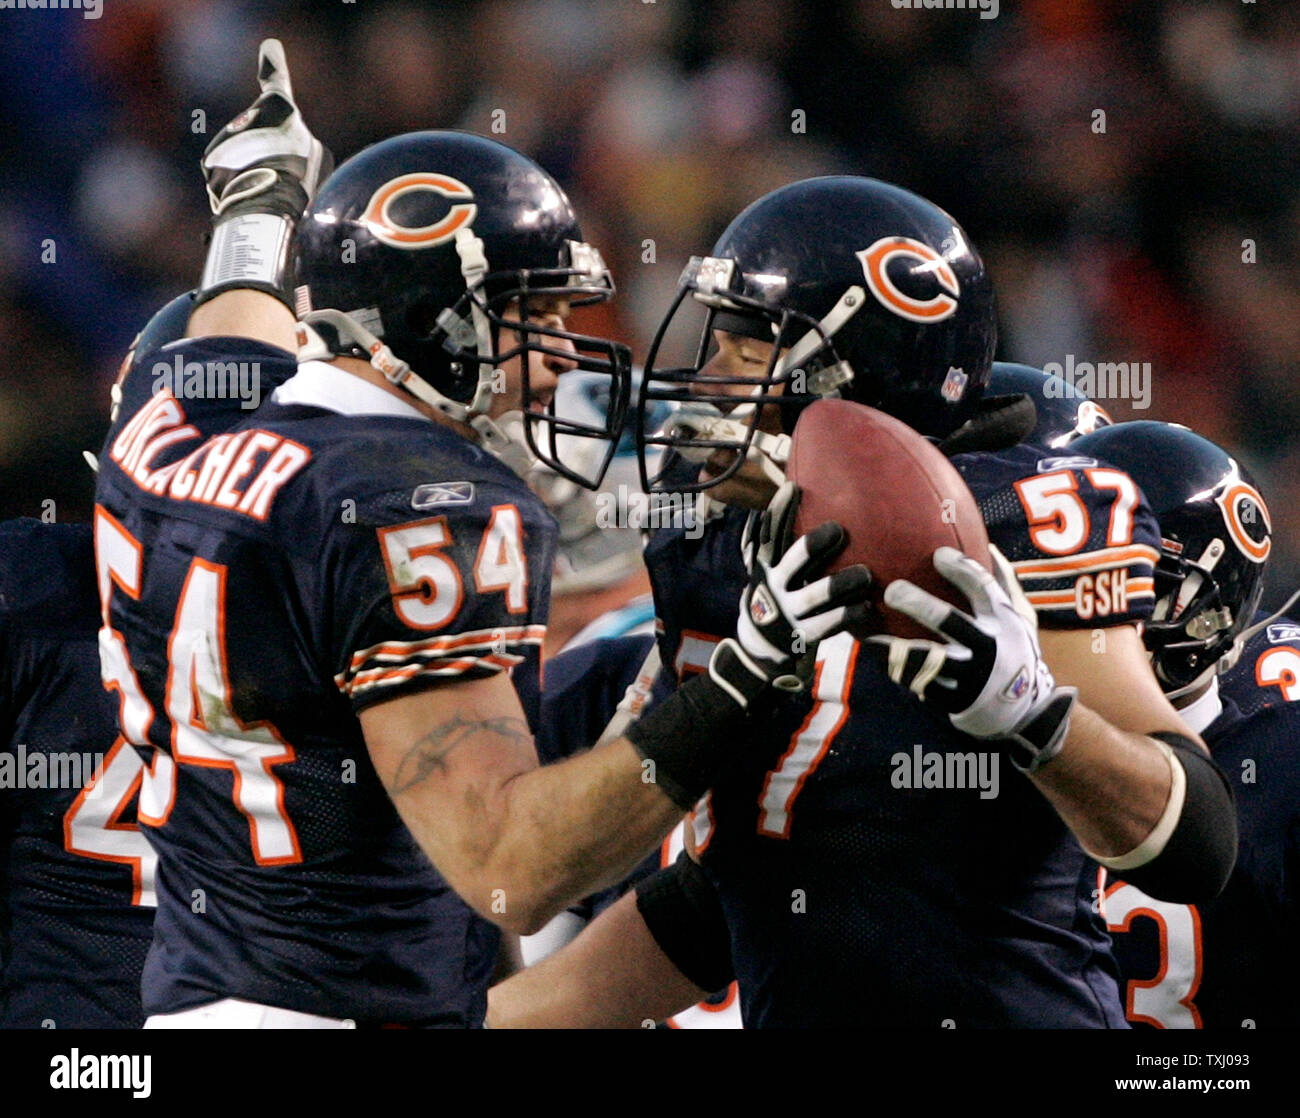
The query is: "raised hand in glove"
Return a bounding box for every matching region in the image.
[197,38,333,310]
[863,545,1076,773]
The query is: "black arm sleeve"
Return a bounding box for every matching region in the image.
[1118,732,1238,904]
[634,852,735,993]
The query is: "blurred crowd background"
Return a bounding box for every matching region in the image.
[2,0,1299,602]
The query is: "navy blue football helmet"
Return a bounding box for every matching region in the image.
[1069,421,1272,694]
[110,290,197,423]
[636,176,997,492]
[293,131,631,488]
[988,362,1112,450]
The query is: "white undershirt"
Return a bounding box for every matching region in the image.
[1177,677,1224,735]
[270,360,428,421]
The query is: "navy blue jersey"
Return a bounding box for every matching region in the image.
[952,446,1160,629]
[1221,611,1300,716]
[641,446,1163,1028]
[94,351,555,1026]
[0,520,153,1028]
[1106,640,1300,1028]
[644,495,1144,1027]
[535,635,655,766]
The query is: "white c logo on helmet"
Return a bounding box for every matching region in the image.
[362,173,477,249]
[857,236,960,323]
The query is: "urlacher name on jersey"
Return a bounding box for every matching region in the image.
[108,388,309,519]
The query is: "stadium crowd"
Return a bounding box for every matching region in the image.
[2,0,1298,596]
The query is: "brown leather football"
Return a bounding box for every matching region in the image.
[787,398,993,639]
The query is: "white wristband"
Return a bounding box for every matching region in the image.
[1085,738,1187,871]
[199,213,293,295]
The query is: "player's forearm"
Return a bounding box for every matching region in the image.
[487,889,704,1028]
[383,734,678,935]
[366,673,686,935]
[485,739,683,933]
[1030,703,1175,856]
[186,291,298,351]
[1034,704,1236,902]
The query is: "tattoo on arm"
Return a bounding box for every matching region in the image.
[389,713,532,796]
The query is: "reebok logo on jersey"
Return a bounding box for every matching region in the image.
[412,481,475,509]
[1268,622,1300,644]
[1035,455,1098,473]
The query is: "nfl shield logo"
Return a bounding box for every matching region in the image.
[941,367,968,403]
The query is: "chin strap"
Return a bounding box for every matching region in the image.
[297,311,537,480]
[1162,662,1219,704]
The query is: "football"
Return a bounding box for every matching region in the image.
[787,398,993,640]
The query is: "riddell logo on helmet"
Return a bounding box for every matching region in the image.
[362,173,478,249]
[857,237,960,324]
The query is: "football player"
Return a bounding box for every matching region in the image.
[0,288,278,1029]
[489,176,1236,1028]
[1068,421,1300,1028]
[0,518,148,1028]
[96,43,869,1028]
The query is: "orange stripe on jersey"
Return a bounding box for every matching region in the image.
[340,653,521,696]
[1012,544,1159,578]
[1024,591,1077,608]
[346,625,546,674]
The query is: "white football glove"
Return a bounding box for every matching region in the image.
[201,38,331,219]
[710,481,873,706]
[197,39,332,309]
[865,545,1075,773]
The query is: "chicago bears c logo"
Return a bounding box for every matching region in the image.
[1076,400,1112,436]
[1216,481,1271,563]
[856,237,960,323]
[362,173,477,249]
